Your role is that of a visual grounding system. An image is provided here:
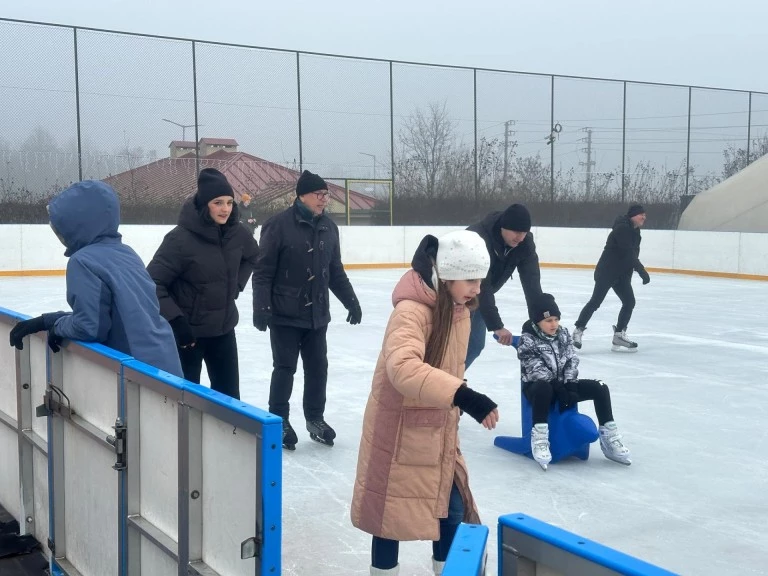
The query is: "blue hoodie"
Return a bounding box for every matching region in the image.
[47,180,183,378]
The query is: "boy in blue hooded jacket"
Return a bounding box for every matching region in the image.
[8,180,183,378]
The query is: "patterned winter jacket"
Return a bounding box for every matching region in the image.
[517,320,579,390]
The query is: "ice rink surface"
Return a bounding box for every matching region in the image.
[3,267,767,575]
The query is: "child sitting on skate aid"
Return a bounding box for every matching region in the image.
[508,293,632,470]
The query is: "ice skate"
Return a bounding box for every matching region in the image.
[282,419,298,451]
[573,326,585,349]
[611,325,638,352]
[599,421,631,465]
[306,419,336,446]
[432,557,445,575]
[370,565,399,575]
[531,423,551,470]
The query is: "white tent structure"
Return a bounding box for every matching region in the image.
[678,153,768,232]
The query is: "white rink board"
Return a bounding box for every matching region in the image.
[139,385,179,541]
[0,322,18,421]
[201,413,257,576]
[62,350,119,435]
[33,448,50,554]
[0,424,20,521]
[30,336,49,443]
[141,534,178,576]
[64,423,120,576]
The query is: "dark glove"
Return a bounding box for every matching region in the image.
[554,380,579,412]
[453,384,498,425]
[639,269,650,285]
[253,310,271,332]
[346,299,362,325]
[169,316,196,348]
[47,329,64,353]
[9,316,47,350]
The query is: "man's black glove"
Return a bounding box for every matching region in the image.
[453,384,498,424]
[554,380,579,412]
[346,298,362,325]
[639,269,650,285]
[253,310,271,332]
[9,316,47,350]
[169,316,196,348]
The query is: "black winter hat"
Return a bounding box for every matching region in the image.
[195,168,234,207]
[530,293,561,324]
[627,204,645,218]
[296,170,327,197]
[499,203,532,232]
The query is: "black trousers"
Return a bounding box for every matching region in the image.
[178,330,240,399]
[268,324,328,421]
[526,379,614,426]
[576,273,635,332]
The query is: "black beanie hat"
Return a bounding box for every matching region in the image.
[195,168,234,207]
[530,293,561,324]
[296,170,327,197]
[627,204,645,218]
[499,203,532,232]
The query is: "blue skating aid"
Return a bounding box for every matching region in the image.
[492,334,599,463]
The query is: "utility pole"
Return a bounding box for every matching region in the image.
[580,128,595,197]
[503,120,516,189]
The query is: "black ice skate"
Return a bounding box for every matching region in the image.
[282,419,298,451]
[306,419,336,447]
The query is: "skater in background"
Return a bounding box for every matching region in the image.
[572,204,650,351]
[351,230,499,576]
[147,168,259,399]
[518,292,631,470]
[239,193,258,235]
[252,170,362,450]
[8,180,183,378]
[465,203,543,369]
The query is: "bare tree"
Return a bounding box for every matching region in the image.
[722,135,768,180]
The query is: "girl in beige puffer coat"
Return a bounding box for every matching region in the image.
[351,230,500,576]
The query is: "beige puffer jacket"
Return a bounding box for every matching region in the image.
[350,269,481,541]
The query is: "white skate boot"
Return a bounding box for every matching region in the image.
[573,326,585,349]
[611,325,638,352]
[531,423,552,470]
[599,421,631,465]
[370,565,399,575]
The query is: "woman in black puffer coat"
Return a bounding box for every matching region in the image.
[147,168,259,399]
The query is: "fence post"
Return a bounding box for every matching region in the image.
[73,28,83,181]
[621,81,627,203]
[192,40,200,177]
[685,86,692,195]
[473,68,479,205]
[550,75,555,204]
[747,91,752,165]
[297,52,303,172]
[389,60,395,225]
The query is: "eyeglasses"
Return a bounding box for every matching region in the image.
[314,191,330,200]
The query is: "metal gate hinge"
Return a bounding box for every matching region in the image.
[35,386,72,419]
[106,418,127,471]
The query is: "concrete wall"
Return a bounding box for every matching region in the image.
[1,225,767,279]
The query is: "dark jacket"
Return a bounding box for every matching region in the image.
[595,215,647,281]
[147,198,260,338]
[240,201,258,235]
[252,201,358,329]
[47,180,183,377]
[517,320,579,388]
[467,211,542,331]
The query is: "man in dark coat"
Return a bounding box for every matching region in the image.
[252,170,362,450]
[464,203,543,369]
[146,168,259,399]
[573,204,650,351]
[8,180,183,378]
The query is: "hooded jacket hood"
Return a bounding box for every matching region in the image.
[47,180,121,257]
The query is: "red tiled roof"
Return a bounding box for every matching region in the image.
[199,138,239,146]
[170,140,196,148]
[102,149,378,210]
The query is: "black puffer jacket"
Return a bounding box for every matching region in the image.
[466,211,542,331]
[595,215,647,281]
[252,201,358,329]
[147,198,259,338]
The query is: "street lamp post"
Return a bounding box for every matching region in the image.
[359,152,376,182]
[162,118,201,141]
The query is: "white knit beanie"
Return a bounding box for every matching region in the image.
[435,230,490,281]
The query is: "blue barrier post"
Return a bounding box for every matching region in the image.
[443,523,489,576]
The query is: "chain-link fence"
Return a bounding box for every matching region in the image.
[2,18,766,229]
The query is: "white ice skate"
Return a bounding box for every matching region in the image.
[599,421,632,465]
[573,326,585,349]
[611,325,638,352]
[370,565,399,575]
[531,423,552,470]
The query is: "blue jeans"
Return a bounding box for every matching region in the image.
[371,482,465,569]
[465,310,488,370]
